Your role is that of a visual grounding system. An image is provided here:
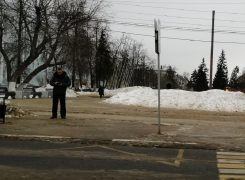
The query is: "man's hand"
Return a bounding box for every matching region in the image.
[54,82,62,86]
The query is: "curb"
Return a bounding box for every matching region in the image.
[0,134,217,150]
[0,134,243,152]
[0,134,111,144]
[112,139,218,150]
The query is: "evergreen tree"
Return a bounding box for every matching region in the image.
[196,58,209,91]
[189,69,198,90]
[95,30,113,87]
[237,72,245,88]
[189,58,209,91]
[213,50,228,90]
[229,66,239,88]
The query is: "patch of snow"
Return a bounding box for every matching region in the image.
[104,87,245,112]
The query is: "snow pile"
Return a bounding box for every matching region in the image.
[36,84,77,98]
[6,105,30,117]
[66,89,78,98]
[76,91,96,96]
[36,84,53,92]
[0,99,10,105]
[46,84,54,89]
[35,87,46,92]
[104,87,245,112]
[75,86,138,96]
[104,86,143,96]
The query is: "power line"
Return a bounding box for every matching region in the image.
[106,0,245,5]
[99,19,245,35]
[108,16,245,30]
[110,10,245,24]
[105,1,245,15]
[110,29,245,45]
[74,20,245,44]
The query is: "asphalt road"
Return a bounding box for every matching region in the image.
[0,139,219,180]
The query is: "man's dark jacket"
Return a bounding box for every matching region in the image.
[50,71,71,94]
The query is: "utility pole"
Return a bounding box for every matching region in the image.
[154,19,161,135]
[209,10,215,89]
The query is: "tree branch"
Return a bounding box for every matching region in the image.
[22,61,66,83]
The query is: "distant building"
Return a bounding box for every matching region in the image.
[159,69,189,90]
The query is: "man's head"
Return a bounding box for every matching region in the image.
[57,67,63,75]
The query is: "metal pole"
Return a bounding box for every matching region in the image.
[157,53,161,134]
[209,10,215,89]
[154,19,161,134]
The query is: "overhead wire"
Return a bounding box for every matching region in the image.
[85,21,245,45]
[105,1,245,15]
[79,20,245,45]
[105,0,245,5]
[93,18,245,35]
[88,2,245,45]
[107,10,245,24]
[107,16,245,30]
[110,29,245,45]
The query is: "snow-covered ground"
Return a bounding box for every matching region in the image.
[36,84,78,98]
[104,87,245,112]
[31,85,245,112]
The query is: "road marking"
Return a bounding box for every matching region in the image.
[218,152,245,156]
[217,151,245,180]
[217,155,245,160]
[45,145,183,167]
[218,159,245,164]
[97,146,184,167]
[97,145,179,167]
[218,163,245,169]
[219,169,245,174]
[219,175,245,180]
[174,149,184,167]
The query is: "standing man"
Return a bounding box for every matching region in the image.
[50,67,71,119]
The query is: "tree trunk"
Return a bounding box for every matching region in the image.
[17,0,23,84]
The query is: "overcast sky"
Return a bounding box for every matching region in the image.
[104,0,245,77]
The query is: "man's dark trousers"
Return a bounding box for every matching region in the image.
[52,93,66,118]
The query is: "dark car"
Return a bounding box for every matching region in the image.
[0,86,16,99]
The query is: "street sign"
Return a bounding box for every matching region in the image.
[154,19,161,54]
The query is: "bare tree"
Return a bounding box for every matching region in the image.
[108,35,155,89]
[0,0,104,86]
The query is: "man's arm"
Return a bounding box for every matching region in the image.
[61,75,71,87]
[50,76,56,86]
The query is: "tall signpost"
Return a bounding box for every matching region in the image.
[154,19,161,134]
[210,10,215,89]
